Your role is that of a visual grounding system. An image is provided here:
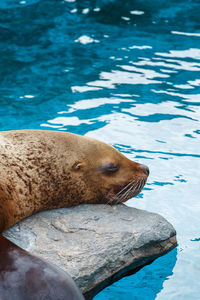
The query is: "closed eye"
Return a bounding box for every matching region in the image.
[99,163,120,175]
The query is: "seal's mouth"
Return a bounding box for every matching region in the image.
[105,177,147,204]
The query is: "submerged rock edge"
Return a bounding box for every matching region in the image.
[84,235,177,300]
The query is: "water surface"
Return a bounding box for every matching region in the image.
[0,1,200,299]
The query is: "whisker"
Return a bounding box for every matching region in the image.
[117,180,137,199]
[116,180,135,197]
[118,180,139,201]
[104,177,147,204]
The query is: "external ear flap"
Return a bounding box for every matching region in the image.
[72,162,84,171]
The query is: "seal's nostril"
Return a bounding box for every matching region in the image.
[140,164,150,176]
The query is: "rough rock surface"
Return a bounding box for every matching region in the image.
[4,204,177,299]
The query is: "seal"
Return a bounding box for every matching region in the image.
[0,130,149,231]
[0,235,84,300]
[0,129,149,299]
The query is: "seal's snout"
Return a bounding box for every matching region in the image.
[140,164,150,176]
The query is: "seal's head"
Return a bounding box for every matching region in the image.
[69,135,149,205]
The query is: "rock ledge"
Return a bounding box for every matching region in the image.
[4,204,177,299]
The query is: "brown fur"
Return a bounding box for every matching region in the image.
[0,130,148,231]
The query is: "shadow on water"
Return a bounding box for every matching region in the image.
[94,248,177,300]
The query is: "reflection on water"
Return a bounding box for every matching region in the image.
[0,0,200,299]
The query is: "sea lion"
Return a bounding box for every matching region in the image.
[0,129,149,299]
[0,235,84,300]
[0,130,149,231]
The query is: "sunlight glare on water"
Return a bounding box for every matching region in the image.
[0,0,200,299]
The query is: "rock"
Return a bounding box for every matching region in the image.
[4,204,177,299]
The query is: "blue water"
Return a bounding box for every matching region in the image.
[1,0,200,299]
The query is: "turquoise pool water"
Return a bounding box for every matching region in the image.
[1,0,200,299]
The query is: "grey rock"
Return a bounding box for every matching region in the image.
[4,204,177,299]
